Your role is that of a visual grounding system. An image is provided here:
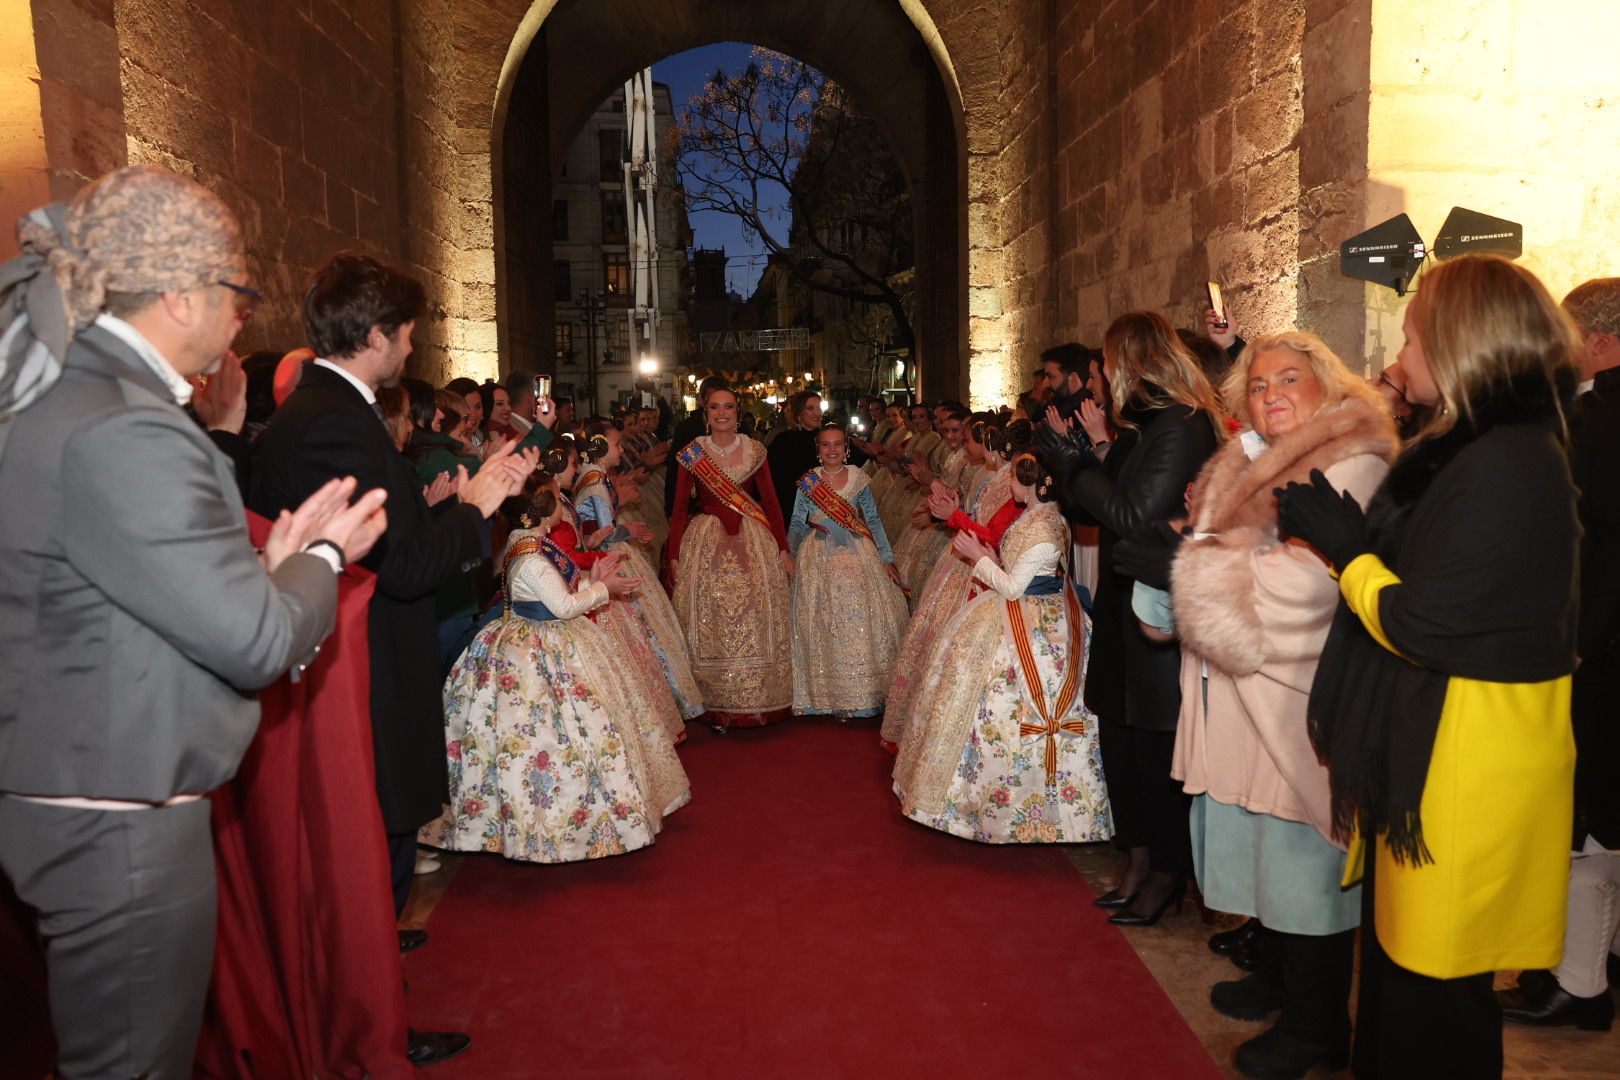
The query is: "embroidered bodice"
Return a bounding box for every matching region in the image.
[787,466,894,562]
[972,500,1066,599]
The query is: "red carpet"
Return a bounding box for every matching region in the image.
[405,719,1222,1079]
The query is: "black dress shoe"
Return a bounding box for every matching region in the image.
[1499,979,1614,1031]
[407,1029,471,1067]
[399,929,429,955]
[1233,1023,1350,1080]
[1092,886,1137,909]
[1210,917,1262,956]
[1107,878,1185,927]
[1211,973,1286,1021]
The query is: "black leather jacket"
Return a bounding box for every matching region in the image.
[1038,401,1220,730]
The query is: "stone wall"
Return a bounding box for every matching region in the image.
[1356,0,1620,372]
[113,0,404,358]
[1051,0,1308,362]
[22,0,1619,403]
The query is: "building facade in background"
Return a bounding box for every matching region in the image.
[551,82,691,415]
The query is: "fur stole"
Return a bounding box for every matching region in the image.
[1172,398,1398,675]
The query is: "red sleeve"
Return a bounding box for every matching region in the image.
[668,464,693,562]
[752,462,791,552]
[946,509,997,547]
[548,521,605,568]
[984,499,1024,549]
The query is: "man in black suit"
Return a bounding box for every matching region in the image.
[251,252,536,1066]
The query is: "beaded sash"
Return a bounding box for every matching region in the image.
[678,440,770,529]
[798,470,873,541]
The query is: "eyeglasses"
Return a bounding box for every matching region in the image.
[216,279,263,322]
[1376,371,1403,395]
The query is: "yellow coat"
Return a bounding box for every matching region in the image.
[1341,553,1574,979]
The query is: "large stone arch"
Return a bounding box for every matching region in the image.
[398,0,1008,403]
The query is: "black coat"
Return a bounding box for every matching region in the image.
[1571,367,1620,844]
[767,427,819,521]
[664,413,706,516]
[1045,403,1220,731]
[249,363,488,833]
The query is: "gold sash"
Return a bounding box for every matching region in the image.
[678,441,771,529]
[1010,582,1085,787]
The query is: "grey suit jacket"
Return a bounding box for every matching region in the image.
[0,324,336,801]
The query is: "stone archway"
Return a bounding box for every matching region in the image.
[396,0,1011,404]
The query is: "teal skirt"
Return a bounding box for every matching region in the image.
[1190,794,1361,936]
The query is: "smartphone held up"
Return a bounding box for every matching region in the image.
[1206,281,1229,330]
[533,374,552,413]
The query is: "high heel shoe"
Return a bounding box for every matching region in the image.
[1107,878,1186,927]
[1092,886,1138,909]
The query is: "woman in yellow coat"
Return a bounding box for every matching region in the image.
[1277,254,1582,1079]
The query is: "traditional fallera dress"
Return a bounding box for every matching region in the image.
[549,494,690,746]
[865,425,912,509]
[891,445,970,602]
[879,462,1020,752]
[617,434,672,569]
[893,500,1112,844]
[427,533,690,864]
[787,466,910,717]
[877,430,943,542]
[669,436,794,726]
[576,463,704,723]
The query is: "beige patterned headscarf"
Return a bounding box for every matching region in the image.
[0,165,242,430]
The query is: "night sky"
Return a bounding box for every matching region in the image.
[652,41,796,299]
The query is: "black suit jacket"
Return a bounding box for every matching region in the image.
[249,363,488,833]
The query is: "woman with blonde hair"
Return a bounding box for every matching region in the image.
[1125,329,1399,1078]
[1037,309,1224,925]
[1277,254,1581,1077]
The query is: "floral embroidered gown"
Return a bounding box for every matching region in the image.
[549,495,689,747]
[787,466,910,717]
[879,462,1020,752]
[893,501,1112,844]
[576,463,704,723]
[669,435,794,727]
[427,533,690,863]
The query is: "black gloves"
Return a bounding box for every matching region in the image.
[1273,468,1370,570]
[1034,425,1096,476]
[1111,521,1187,591]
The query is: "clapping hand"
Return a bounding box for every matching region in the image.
[423,471,458,507]
[1273,468,1369,569]
[193,350,247,434]
[1044,404,1072,436]
[952,530,994,565]
[926,485,959,521]
[263,476,389,571]
[1078,399,1110,446]
[626,520,653,545]
[585,525,615,549]
[459,440,540,517]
